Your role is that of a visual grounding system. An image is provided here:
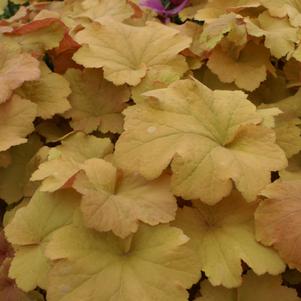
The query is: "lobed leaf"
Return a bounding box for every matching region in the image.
[115,79,287,204]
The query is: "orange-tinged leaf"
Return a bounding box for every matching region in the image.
[255,180,301,271]
[6,18,66,53]
[0,46,40,104]
[48,33,81,74]
[7,17,63,34]
[73,158,177,238]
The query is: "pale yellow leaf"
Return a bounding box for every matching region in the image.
[64,68,130,133]
[131,61,187,103]
[46,221,201,301]
[197,272,298,301]
[173,190,285,288]
[0,95,37,152]
[194,0,260,22]
[274,113,301,158]
[0,0,7,14]
[17,63,71,119]
[246,12,299,59]
[73,19,191,86]
[260,0,301,27]
[69,0,133,23]
[31,132,113,192]
[4,189,81,291]
[115,79,287,204]
[0,135,42,205]
[207,42,272,91]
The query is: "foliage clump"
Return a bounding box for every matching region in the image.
[0,0,301,300]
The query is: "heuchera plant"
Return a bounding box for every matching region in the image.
[0,0,301,300]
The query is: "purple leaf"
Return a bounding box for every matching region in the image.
[139,0,166,13]
[165,0,189,16]
[140,0,189,18]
